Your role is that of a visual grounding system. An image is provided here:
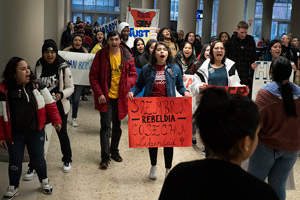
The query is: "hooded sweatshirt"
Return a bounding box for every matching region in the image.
[118,22,135,49]
[255,82,300,151]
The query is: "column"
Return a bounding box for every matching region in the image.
[44,0,58,41]
[177,0,198,34]
[0,0,45,162]
[217,0,246,37]
[202,0,214,44]
[156,0,171,28]
[245,0,256,37]
[142,0,154,9]
[291,0,300,38]
[0,0,44,69]
[261,0,275,40]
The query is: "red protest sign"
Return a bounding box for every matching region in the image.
[128,97,193,148]
[204,85,248,96]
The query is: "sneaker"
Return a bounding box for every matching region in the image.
[149,166,157,180]
[111,153,123,162]
[63,162,71,173]
[192,139,197,145]
[3,186,19,200]
[41,178,52,195]
[99,160,109,170]
[202,146,206,155]
[81,96,88,101]
[23,168,36,181]
[72,118,78,127]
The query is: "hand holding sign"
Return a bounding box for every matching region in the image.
[127,92,134,101]
[128,97,192,148]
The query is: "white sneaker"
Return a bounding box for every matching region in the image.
[72,119,78,127]
[63,162,71,173]
[41,178,52,195]
[3,186,19,200]
[165,170,171,178]
[149,166,157,180]
[23,168,36,181]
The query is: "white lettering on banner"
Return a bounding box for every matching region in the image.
[252,61,294,100]
[58,51,95,86]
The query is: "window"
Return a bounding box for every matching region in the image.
[196,0,218,38]
[71,0,120,25]
[253,0,292,41]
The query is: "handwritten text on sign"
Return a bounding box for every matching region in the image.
[204,85,248,96]
[128,97,192,148]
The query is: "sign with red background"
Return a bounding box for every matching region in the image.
[128,97,192,148]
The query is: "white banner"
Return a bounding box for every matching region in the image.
[126,7,160,28]
[176,75,197,113]
[58,51,94,86]
[252,61,294,100]
[99,19,118,37]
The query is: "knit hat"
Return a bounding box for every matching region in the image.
[42,39,58,54]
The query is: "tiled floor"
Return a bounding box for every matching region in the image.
[1,99,300,199]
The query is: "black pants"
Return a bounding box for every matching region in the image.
[56,101,72,163]
[28,101,72,170]
[148,147,173,169]
[99,98,122,162]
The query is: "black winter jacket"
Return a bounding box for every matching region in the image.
[225,32,256,84]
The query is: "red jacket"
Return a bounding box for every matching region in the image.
[89,42,138,120]
[0,82,61,142]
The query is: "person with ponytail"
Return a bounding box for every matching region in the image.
[159,87,279,199]
[248,56,300,200]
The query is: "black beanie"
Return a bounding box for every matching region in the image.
[42,39,58,54]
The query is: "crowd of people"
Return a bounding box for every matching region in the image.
[0,17,300,200]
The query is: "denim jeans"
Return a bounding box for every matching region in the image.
[7,129,47,188]
[148,147,173,169]
[99,98,122,162]
[71,85,85,119]
[248,142,299,200]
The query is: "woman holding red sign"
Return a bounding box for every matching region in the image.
[191,40,243,93]
[191,40,246,156]
[128,41,191,180]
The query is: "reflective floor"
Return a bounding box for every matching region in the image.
[1,99,300,200]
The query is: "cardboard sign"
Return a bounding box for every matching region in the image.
[129,27,158,44]
[58,51,95,86]
[126,7,160,28]
[252,61,294,100]
[128,97,192,148]
[204,85,248,96]
[98,19,118,37]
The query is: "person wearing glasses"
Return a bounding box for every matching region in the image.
[191,40,243,92]
[191,40,245,156]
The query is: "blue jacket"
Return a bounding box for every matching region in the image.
[130,63,186,97]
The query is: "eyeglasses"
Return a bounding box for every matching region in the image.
[213,47,225,51]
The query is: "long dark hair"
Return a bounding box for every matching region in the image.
[3,57,35,88]
[264,39,281,61]
[144,39,158,61]
[198,44,210,66]
[270,56,297,116]
[132,38,145,56]
[149,42,173,66]
[194,87,260,160]
[89,30,106,53]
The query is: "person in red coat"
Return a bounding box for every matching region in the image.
[0,57,62,199]
[89,30,138,170]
